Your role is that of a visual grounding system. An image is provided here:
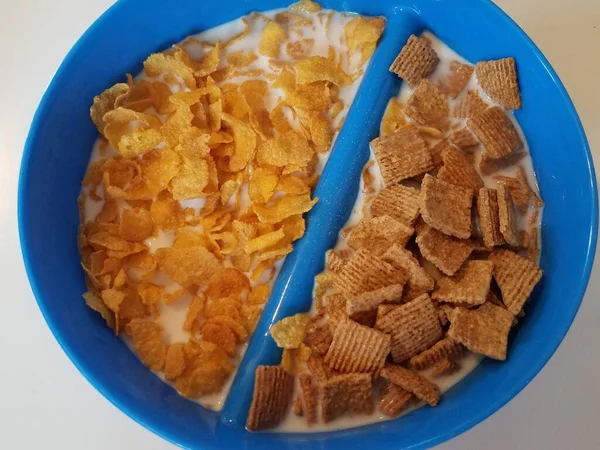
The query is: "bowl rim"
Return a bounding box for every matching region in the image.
[17,0,598,448]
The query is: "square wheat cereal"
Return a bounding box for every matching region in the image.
[437,60,474,98]
[497,183,520,246]
[479,150,527,176]
[299,373,319,425]
[370,127,433,185]
[380,364,440,406]
[375,293,442,363]
[489,249,542,315]
[475,57,521,109]
[409,336,463,370]
[382,243,435,293]
[324,293,348,330]
[432,260,493,306]
[415,226,473,276]
[494,165,539,213]
[324,319,391,375]
[304,324,333,356]
[437,146,484,191]
[247,366,295,430]
[448,303,514,360]
[467,106,522,160]
[389,35,439,88]
[429,139,453,169]
[321,373,374,423]
[370,184,421,226]
[477,188,505,248]
[421,174,473,239]
[348,215,414,255]
[346,284,404,326]
[404,79,449,127]
[430,358,459,377]
[378,383,413,417]
[307,354,337,383]
[452,90,488,118]
[448,127,479,149]
[334,248,407,297]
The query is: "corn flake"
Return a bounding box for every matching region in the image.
[270,313,311,349]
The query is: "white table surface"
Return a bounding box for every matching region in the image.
[1,0,598,448]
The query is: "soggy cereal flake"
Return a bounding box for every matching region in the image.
[433,260,493,305]
[476,57,521,109]
[281,343,312,374]
[409,336,463,370]
[380,364,440,406]
[90,83,129,134]
[259,21,287,58]
[257,131,314,167]
[416,226,473,276]
[344,16,386,66]
[370,184,421,227]
[222,113,257,172]
[205,268,250,299]
[119,208,153,242]
[381,98,406,136]
[378,383,413,417]
[144,53,195,89]
[371,127,433,185]
[294,56,352,86]
[389,35,439,88]
[140,149,182,197]
[468,106,522,160]
[168,158,209,200]
[125,319,166,371]
[290,0,322,13]
[297,110,332,153]
[247,366,295,431]
[348,215,414,255]
[452,90,487,119]
[286,81,332,111]
[437,61,473,99]
[155,246,218,287]
[164,343,186,380]
[202,323,237,357]
[184,295,205,332]
[447,127,478,149]
[83,291,116,330]
[382,244,435,293]
[437,146,483,191]
[346,284,404,326]
[448,303,514,360]
[404,79,449,127]
[206,315,248,342]
[321,373,374,423]
[270,313,311,349]
[497,183,520,246]
[489,249,542,315]
[421,174,473,239]
[253,193,317,224]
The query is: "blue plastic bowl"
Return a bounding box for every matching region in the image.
[18,0,597,448]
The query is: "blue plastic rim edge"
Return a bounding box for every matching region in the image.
[18,0,598,449]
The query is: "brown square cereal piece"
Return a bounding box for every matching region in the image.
[429,139,454,168]
[326,250,347,274]
[475,57,521,109]
[448,303,514,360]
[304,324,333,356]
[389,35,439,88]
[479,150,528,176]
[371,127,433,185]
[324,319,391,375]
[421,174,473,239]
[321,373,374,422]
[370,184,421,226]
[409,336,463,369]
[375,293,443,363]
[416,226,473,276]
[380,364,440,406]
[453,90,488,118]
[346,284,404,326]
[307,354,337,383]
[488,249,542,315]
[497,184,519,246]
[437,60,474,99]
[468,106,522,160]
[325,293,348,329]
[247,366,295,430]
[494,165,541,213]
[432,260,493,305]
[299,374,319,425]
[334,249,407,297]
[382,244,435,293]
[404,79,449,127]
[430,358,459,377]
[375,303,401,326]
[348,215,414,255]
[437,146,484,191]
[477,188,505,248]
[448,127,479,149]
[378,383,413,417]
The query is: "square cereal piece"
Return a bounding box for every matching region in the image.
[477,188,505,248]
[326,250,347,274]
[382,244,435,293]
[448,303,514,360]
[299,374,319,425]
[348,215,414,255]
[452,90,488,119]
[448,127,479,149]
[494,165,540,213]
[247,366,295,430]
[370,184,421,226]
[409,336,463,370]
[346,284,404,326]
[375,293,442,363]
[404,79,449,127]
[421,174,473,239]
[321,373,374,423]
[378,383,413,417]
[437,60,474,99]
[489,249,542,315]
[430,358,459,377]
[307,354,337,383]
[324,319,391,375]
[429,139,454,168]
[437,146,484,191]
[324,293,348,330]
[304,324,333,356]
[467,106,522,160]
[432,260,493,306]
[475,57,521,110]
[497,183,519,246]
[416,226,473,276]
[479,150,527,176]
[380,364,440,406]
[389,35,439,88]
[370,127,433,185]
[334,248,407,297]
